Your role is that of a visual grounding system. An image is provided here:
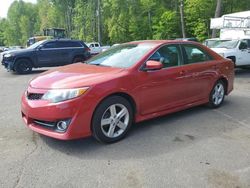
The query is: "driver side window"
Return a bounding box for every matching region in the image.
[149,45,180,68]
[239,40,248,50]
[43,42,57,49]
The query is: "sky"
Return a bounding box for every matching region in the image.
[0,0,37,18]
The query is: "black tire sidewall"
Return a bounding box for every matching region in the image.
[209,80,225,108]
[72,56,84,63]
[15,59,32,74]
[92,96,133,143]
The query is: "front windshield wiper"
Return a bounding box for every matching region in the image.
[95,64,111,67]
[87,62,111,67]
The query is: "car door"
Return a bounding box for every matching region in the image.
[137,44,191,115]
[36,41,62,66]
[236,39,250,66]
[180,44,218,102]
[56,41,73,65]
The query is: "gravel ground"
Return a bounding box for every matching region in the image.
[0,67,250,188]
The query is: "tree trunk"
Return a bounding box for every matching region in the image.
[179,0,186,38]
[212,0,222,38]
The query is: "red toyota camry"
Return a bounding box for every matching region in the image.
[21,40,234,143]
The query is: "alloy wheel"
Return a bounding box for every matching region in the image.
[100,104,129,138]
[212,82,225,105]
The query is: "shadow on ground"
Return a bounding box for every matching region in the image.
[40,98,238,160]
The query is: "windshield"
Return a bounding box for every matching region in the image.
[214,40,239,49]
[27,40,45,49]
[86,43,157,68]
[206,40,230,48]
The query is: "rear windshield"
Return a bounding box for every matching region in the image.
[86,43,157,68]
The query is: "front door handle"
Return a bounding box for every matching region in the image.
[212,65,218,69]
[179,70,187,76]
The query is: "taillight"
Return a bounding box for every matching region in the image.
[86,48,90,52]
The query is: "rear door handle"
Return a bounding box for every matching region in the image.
[192,72,199,77]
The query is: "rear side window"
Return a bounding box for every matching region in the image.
[149,45,181,68]
[182,45,213,64]
[57,41,82,48]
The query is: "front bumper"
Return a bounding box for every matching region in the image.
[21,87,94,140]
[2,58,15,71]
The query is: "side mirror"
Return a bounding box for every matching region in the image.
[37,45,43,50]
[144,60,163,71]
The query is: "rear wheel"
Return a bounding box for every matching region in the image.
[72,56,85,63]
[208,80,225,108]
[14,59,32,74]
[92,96,133,143]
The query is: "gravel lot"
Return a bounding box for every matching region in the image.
[0,67,250,188]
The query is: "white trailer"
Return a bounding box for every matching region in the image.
[210,11,250,39]
[209,11,250,67]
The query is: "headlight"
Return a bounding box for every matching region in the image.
[4,53,13,58]
[218,53,224,57]
[42,87,89,103]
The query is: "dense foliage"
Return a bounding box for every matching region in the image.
[0,0,250,46]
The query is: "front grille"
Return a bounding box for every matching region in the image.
[27,93,43,100]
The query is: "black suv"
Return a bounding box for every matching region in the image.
[2,39,91,74]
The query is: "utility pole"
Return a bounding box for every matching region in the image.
[212,0,222,38]
[180,0,186,38]
[97,0,101,44]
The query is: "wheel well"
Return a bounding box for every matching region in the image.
[218,77,228,95]
[105,92,137,114]
[226,56,236,63]
[90,92,137,133]
[14,57,34,67]
[73,55,85,60]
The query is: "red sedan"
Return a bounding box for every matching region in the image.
[21,40,234,143]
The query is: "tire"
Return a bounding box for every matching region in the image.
[92,96,133,143]
[208,80,225,108]
[14,59,32,74]
[72,56,84,63]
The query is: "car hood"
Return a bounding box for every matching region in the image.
[7,48,33,55]
[211,47,231,53]
[30,63,125,89]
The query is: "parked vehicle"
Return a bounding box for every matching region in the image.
[175,38,198,42]
[27,28,66,46]
[210,11,250,40]
[2,39,91,74]
[211,39,250,67]
[86,42,110,55]
[21,40,234,143]
[209,11,250,67]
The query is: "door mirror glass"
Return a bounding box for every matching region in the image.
[144,60,163,71]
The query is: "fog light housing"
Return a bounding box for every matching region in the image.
[56,120,71,132]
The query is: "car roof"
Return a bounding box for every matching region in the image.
[45,39,82,43]
[126,40,200,46]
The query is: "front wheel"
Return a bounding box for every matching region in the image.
[208,80,225,108]
[14,59,32,74]
[92,96,133,143]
